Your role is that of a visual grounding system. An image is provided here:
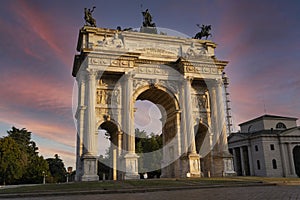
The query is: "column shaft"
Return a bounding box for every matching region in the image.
[184,77,196,153]
[239,147,245,176]
[123,74,135,153]
[86,70,97,155]
[247,145,254,175]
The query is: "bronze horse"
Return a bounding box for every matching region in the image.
[84,6,96,27]
[194,24,212,40]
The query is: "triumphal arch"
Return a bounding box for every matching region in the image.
[72,23,234,181]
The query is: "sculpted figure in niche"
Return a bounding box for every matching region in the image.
[101,34,111,47]
[99,33,123,48]
[199,90,209,109]
[97,90,107,104]
[112,33,124,48]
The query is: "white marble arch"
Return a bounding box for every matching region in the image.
[73,26,233,181]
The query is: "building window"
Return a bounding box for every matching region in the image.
[248,125,253,133]
[270,144,275,150]
[272,159,277,169]
[255,145,258,151]
[257,160,261,170]
[276,122,286,130]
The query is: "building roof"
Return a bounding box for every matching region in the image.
[238,114,298,126]
[228,126,300,141]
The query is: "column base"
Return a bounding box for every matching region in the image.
[223,157,236,176]
[188,153,201,177]
[81,154,99,181]
[124,153,140,179]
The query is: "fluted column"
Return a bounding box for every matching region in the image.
[75,73,86,181]
[184,77,196,153]
[123,74,135,153]
[122,73,139,179]
[85,69,97,155]
[80,69,99,181]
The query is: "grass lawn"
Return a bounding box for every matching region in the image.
[0,176,299,195]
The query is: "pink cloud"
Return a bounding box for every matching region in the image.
[10,1,73,67]
[39,146,75,168]
[0,69,76,147]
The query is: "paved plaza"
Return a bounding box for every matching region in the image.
[2,185,300,200]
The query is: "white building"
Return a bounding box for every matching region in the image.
[228,114,300,177]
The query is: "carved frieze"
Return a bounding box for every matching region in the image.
[89,57,134,68]
[133,78,151,90]
[96,89,120,106]
[96,33,125,49]
[184,42,208,58]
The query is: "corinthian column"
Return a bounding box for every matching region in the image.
[184,77,200,177]
[81,68,99,182]
[122,73,139,179]
[123,74,135,153]
[85,69,97,155]
[184,77,196,153]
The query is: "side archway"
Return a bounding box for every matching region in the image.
[98,120,121,180]
[194,123,211,176]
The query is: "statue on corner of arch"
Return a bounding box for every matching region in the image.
[194,24,212,40]
[84,6,97,27]
[142,9,156,27]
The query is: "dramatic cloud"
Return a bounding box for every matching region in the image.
[0,0,299,169]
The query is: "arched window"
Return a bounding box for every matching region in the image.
[272,159,277,169]
[248,125,253,133]
[276,122,286,130]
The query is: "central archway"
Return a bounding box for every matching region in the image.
[133,85,181,177]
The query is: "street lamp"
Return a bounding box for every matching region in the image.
[42,171,46,184]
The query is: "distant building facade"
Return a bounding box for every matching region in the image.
[228,115,300,177]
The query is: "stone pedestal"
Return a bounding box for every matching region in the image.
[223,157,236,176]
[81,154,99,181]
[140,26,158,34]
[123,153,140,179]
[188,153,201,177]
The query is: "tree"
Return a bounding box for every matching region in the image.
[7,127,38,155]
[6,127,49,184]
[46,154,67,183]
[135,128,163,178]
[22,155,49,184]
[0,137,25,185]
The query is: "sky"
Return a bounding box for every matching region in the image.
[0,0,299,168]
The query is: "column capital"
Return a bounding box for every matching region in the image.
[124,72,135,80]
[185,76,194,83]
[215,78,223,87]
[86,68,98,78]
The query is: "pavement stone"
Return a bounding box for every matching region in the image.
[1,185,300,200]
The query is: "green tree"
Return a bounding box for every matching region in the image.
[0,137,25,185]
[46,154,67,183]
[22,155,49,184]
[135,128,163,177]
[7,127,38,155]
[6,127,49,184]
